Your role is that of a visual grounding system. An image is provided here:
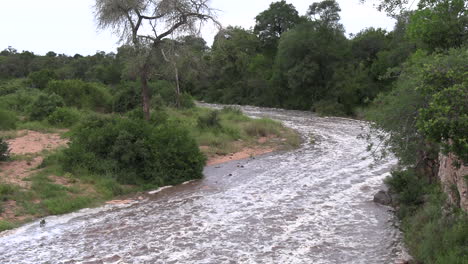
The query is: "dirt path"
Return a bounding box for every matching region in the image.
[0,130,68,188]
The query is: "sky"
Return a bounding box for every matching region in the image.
[0,0,395,56]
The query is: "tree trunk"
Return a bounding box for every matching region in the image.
[174,62,181,108]
[140,72,151,121]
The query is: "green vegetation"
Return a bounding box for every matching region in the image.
[61,114,206,186]
[0,54,299,230]
[0,2,465,261]
[386,169,468,264]
[0,138,8,161]
[361,1,467,263]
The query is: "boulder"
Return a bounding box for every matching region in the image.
[374,190,392,205]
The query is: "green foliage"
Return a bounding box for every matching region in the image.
[273,21,348,109]
[254,0,302,53]
[197,110,221,129]
[0,183,17,199]
[312,99,346,116]
[113,81,141,113]
[0,109,17,130]
[0,88,44,113]
[366,50,437,166]
[43,196,94,215]
[307,0,342,29]
[28,69,57,89]
[385,168,468,263]
[47,107,82,128]
[179,93,195,109]
[407,0,467,51]
[28,93,65,121]
[0,79,27,96]
[62,115,206,186]
[415,48,468,162]
[46,80,111,111]
[386,170,425,209]
[244,118,280,137]
[0,220,15,232]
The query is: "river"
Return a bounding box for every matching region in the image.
[0,104,408,264]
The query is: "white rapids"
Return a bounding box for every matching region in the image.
[0,104,408,264]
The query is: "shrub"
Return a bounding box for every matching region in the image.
[46,80,111,111]
[0,139,10,161]
[402,189,468,264]
[179,93,196,109]
[0,88,44,113]
[221,106,243,115]
[0,79,27,96]
[244,118,280,137]
[62,115,206,186]
[312,99,346,116]
[153,80,177,106]
[28,69,57,89]
[386,169,425,209]
[197,110,221,129]
[47,107,81,128]
[150,94,166,110]
[113,81,141,113]
[28,93,65,121]
[221,106,250,122]
[0,109,17,130]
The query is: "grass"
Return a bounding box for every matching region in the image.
[0,105,300,232]
[387,169,468,264]
[163,106,300,158]
[0,220,15,232]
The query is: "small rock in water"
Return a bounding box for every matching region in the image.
[40,219,46,227]
[373,190,392,205]
[228,173,233,176]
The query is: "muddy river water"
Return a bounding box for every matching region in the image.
[0,104,408,264]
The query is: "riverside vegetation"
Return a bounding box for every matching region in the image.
[1,0,467,262]
[0,78,299,231]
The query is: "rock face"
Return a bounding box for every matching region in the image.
[438,152,468,212]
[374,190,392,206]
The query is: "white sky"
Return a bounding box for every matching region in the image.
[0,0,395,56]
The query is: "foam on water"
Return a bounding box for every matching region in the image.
[0,104,408,264]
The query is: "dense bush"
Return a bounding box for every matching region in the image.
[179,93,196,109]
[47,107,81,127]
[61,115,206,186]
[386,169,426,211]
[0,109,17,130]
[113,81,141,113]
[46,80,111,111]
[386,169,468,264]
[28,93,65,121]
[312,99,346,117]
[0,79,27,96]
[197,110,221,129]
[0,138,9,161]
[28,69,57,89]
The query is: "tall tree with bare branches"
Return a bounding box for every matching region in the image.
[94,0,218,120]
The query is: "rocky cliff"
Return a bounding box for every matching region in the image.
[438,152,468,212]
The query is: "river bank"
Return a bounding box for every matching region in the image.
[0,106,300,232]
[0,104,408,264]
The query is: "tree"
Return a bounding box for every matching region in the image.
[207,27,263,104]
[253,0,302,55]
[407,0,467,51]
[307,0,342,29]
[351,27,389,65]
[416,48,468,162]
[272,20,348,110]
[94,0,218,120]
